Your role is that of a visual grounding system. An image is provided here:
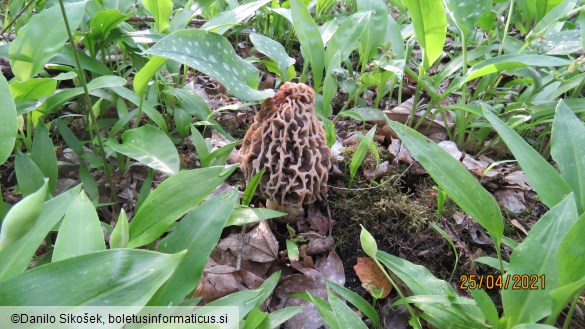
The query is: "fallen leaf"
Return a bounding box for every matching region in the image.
[354,257,392,299]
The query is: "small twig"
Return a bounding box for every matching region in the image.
[0,0,36,40]
[235,224,247,271]
[126,15,206,27]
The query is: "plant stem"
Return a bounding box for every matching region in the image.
[498,0,515,56]
[58,0,117,202]
[561,295,579,329]
[407,64,425,127]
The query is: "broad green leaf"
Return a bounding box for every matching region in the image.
[56,119,84,155]
[31,122,58,194]
[291,0,325,90]
[519,0,563,26]
[8,1,87,81]
[328,289,369,329]
[483,107,571,208]
[128,165,237,248]
[325,11,371,66]
[0,74,17,165]
[387,120,504,248]
[149,190,237,305]
[377,251,485,328]
[360,225,378,258]
[15,152,45,197]
[580,10,585,51]
[0,180,48,249]
[317,0,337,17]
[134,56,168,98]
[84,8,131,55]
[549,212,585,319]
[250,33,295,81]
[357,0,388,61]
[434,45,498,86]
[0,186,81,280]
[0,249,185,306]
[243,307,268,329]
[403,0,447,70]
[107,124,180,175]
[52,192,105,262]
[201,0,272,35]
[146,30,273,101]
[51,45,112,76]
[502,193,578,325]
[110,209,129,249]
[512,325,558,329]
[39,76,127,114]
[79,164,99,202]
[305,293,340,329]
[142,0,173,33]
[532,0,577,36]
[9,78,56,101]
[326,279,381,327]
[466,55,571,82]
[225,206,286,227]
[551,100,585,213]
[444,0,491,36]
[264,307,304,328]
[469,289,499,328]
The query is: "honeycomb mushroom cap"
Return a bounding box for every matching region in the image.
[240,82,331,209]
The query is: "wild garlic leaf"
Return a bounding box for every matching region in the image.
[250,33,295,81]
[145,30,274,101]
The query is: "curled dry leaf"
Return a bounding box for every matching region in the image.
[354,257,392,299]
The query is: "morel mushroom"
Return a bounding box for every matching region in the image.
[240,82,331,216]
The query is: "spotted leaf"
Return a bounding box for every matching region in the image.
[145,30,274,101]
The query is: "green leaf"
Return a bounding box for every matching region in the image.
[145,30,274,101]
[52,192,105,262]
[142,0,173,33]
[149,190,237,305]
[291,0,325,90]
[377,251,485,328]
[39,76,127,114]
[110,209,129,249]
[466,55,572,82]
[243,307,268,329]
[326,279,381,327]
[403,0,447,70]
[325,11,371,66]
[9,78,56,101]
[444,0,491,36]
[502,193,579,325]
[51,45,112,76]
[357,0,388,61]
[225,206,286,227]
[264,306,303,328]
[483,107,571,208]
[349,126,377,184]
[134,56,168,98]
[328,289,369,329]
[242,168,265,206]
[128,165,236,248]
[0,74,17,165]
[0,180,48,249]
[469,289,499,328]
[250,33,295,81]
[551,100,585,213]
[31,122,58,194]
[8,1,87,81]
[549,213,585,319]
[0,249,185,306]
[15,152,45,197]
[322,52,341,118]
[359,225,378,258]
[305,293,339,329]
[109,86,168,133]
[83,8,131,55]
[201,0,272,35]
[387,119,504,250]
[0,186,81,280]
[106,124,180,175]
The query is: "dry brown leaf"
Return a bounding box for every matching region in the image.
[218,221,278,263]
[354,257,392,299]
